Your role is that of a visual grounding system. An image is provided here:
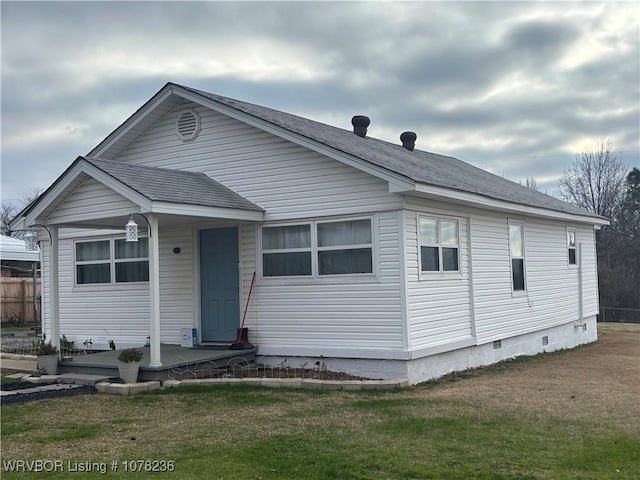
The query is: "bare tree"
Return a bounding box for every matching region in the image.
[525,176,539,191]
[21,187,44,209]
[1,201,18,237]
[520,176,542,192]
[558,138,626,218]
[1,187,44,238]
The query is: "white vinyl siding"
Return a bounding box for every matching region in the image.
[114,101,402,220]
[471,214,598,343]
[240,212,403,355]
[404,208,474,349]
[46,176,139,225]
[42,226,195,348]
[403,196,600,347]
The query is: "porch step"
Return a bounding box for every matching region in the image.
[57,372,113,386]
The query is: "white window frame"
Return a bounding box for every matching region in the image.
[567,228,577,267]
[261,222,313,278]
[259,215,378,282]
[418,214,461,278]
[508,220,527,294]
[316,218,374,277]
[74,237,149,286]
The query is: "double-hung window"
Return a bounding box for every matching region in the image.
[317,219,372,275]
[419,216,459,273]
[262,225,312,277]
[261,218,373,277]
[567,229,577,266]
[509,222,526,291]
[76,240,111,284]
[75,237,149,285]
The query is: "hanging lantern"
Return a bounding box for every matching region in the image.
[125,216,139,242]
[24,231,38,251]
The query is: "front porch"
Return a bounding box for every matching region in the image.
[57,344,257,381]
[10,157,266,367]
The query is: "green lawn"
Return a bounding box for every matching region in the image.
[2,326,639,479]
[1,384,638,479]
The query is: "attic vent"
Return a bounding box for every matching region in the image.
[176,109,201,142]
[351,115,370,138]
[400,131,417,151]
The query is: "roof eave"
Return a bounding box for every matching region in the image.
[408,183,609,226]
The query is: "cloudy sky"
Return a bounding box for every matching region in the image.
[1,1,638,205]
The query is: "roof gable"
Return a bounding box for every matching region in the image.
[88,82,604,223]
[11,156,264,230]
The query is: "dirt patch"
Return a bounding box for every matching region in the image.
[411,323,640,432]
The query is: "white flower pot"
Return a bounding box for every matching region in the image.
[37,354,58,375]
[118,361,140,384]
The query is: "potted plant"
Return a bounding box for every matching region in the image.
[34,337,59,375]
[117,348,143,384]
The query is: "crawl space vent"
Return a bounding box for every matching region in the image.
[176,109,200,141]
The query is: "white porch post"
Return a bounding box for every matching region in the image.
[50,226,60,351]
[148,213,162,367]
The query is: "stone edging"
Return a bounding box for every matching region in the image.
[96,377,410,396]
[1,353,37,360]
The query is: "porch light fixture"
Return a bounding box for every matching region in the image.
[125,215,139,242]
[125,213,152,242]
[24,231,38,251]
[25,224,52,251]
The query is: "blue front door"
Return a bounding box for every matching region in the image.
[200,227,239,342]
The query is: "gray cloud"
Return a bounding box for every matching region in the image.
[1,1,638,203]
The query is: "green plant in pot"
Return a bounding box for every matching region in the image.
[34,337,59,375]
[117,348,143,384]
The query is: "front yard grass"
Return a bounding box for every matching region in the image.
[2,324,638,479]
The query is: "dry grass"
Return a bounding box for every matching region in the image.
[412,323,640,432]
[2,323,638,479]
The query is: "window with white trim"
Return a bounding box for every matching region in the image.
[418,216,459,272]
[75,238,149,285]
[262,224,312,277]
[567,229,577,265]
[261,218,373,277]
[509,222,526,291]
[317,219,372,275]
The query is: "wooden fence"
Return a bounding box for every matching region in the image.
[0,278,41,324]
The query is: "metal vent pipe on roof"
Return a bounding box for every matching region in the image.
[351,115,370,138]
[400,131,417,151]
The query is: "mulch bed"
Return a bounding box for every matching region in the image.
[1,381,96,406]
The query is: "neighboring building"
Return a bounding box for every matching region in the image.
[10,83,607,384]
[0,235,39,277]
[0,234,40,325]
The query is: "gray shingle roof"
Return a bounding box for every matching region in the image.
[83,157,263,212]
[178,84,602,220]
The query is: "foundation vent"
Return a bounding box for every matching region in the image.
[493,340,502,349]
[176,109,201,141]
[542,336,549,346]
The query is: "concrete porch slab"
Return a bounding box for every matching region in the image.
[56,344,257,381]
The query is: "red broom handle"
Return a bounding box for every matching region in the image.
[236,271,256,342]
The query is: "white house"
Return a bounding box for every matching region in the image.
[10,83,607,384]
